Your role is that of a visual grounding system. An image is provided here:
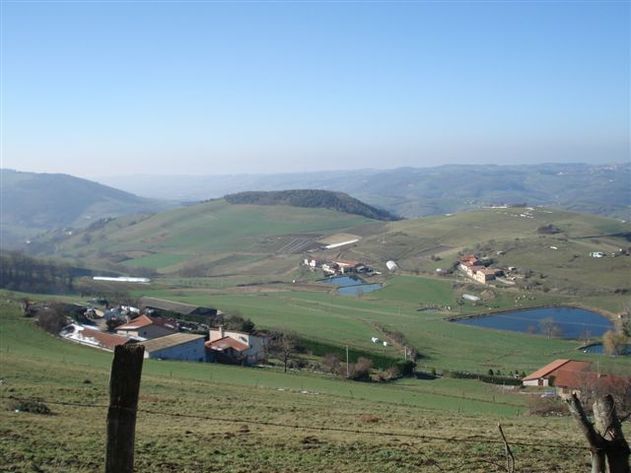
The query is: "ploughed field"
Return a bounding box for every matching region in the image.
[1,299,626,473]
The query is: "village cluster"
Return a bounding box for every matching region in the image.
[302,257,375,275]
[60,297,267,365]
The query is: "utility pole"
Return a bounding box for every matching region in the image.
[346,345,349,378]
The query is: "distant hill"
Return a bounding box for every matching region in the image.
[224,190,400,221]
[0,169,171,248]
[28,190,631,298]
[28,198,382,276]
[97,162,631,220]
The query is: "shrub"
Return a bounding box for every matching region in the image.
[527,396,568,417]
[37,305,69,334]
[371,367,400,382]
[537,224,561,234]
[9,399,52,415]
[322,353,341,374]
[349,357,373,381]
[395,359,416,377]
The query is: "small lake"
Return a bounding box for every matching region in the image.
[580,343,631,355]
[321,275,383,296]
[453,307,614,339]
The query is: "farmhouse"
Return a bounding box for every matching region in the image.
[523,359,631,397]
[206,327,267,365]
[459,255,481,274]
[139,296,218,318]
[473,267,502,284]
[116,314,177,339]
[522,359,592,390]
[335,260,358,273]
[458,254,502,284]
[139,333,206,361]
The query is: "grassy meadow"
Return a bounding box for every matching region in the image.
[136,274,631,375]
[0,299,621,472]
[48,200,381,276]
[7,204,631,471]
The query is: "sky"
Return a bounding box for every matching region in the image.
[1,1,629,177]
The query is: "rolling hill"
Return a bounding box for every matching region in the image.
[97,162,631,219]
[7,202,631,473]
[29,198,384,276]
[224,189,400,221]
[28,196,631,311]
[0,169,172,249]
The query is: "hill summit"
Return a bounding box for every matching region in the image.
[0,169,169,248]
[224,189,400,221]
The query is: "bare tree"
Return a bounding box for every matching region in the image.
[578,374,631,421]
[540,317,561,339]
[566,394,630,473]
[37,304,69,334]
[322,353,341,374]
[269,332,297,373]
[603,330,629,356]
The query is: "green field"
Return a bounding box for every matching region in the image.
[42,204,630,305]
[10,203,631,471]
[47,200,379,275]
[136,274,631,375]
[1,299,623,472]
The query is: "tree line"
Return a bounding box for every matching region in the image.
[0,251,79,294]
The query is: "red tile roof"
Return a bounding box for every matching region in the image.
[116,314,177,331]
[552,362,594,388]
[117,314,155,330]
[523,359,592,383]
[206,336,249,352]
[523,359,572,381]
[78,327,132,351]
[460,255,480,265]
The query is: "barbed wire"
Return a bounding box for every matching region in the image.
[3,394,590,451]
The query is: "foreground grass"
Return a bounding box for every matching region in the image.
[0,300,617,472]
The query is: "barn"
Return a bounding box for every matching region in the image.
[140,333,206,361]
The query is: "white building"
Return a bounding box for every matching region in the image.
[386,260,398,272]
[208,327,267,364]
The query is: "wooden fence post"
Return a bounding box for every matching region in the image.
[106,344,145,473]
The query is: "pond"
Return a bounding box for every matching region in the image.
[452,306,614,339]
[321,275,383,296]
[580,343,631,355]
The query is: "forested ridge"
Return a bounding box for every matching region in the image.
[224,189,400,221]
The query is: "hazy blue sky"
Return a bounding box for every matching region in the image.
[1,1,629,177]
